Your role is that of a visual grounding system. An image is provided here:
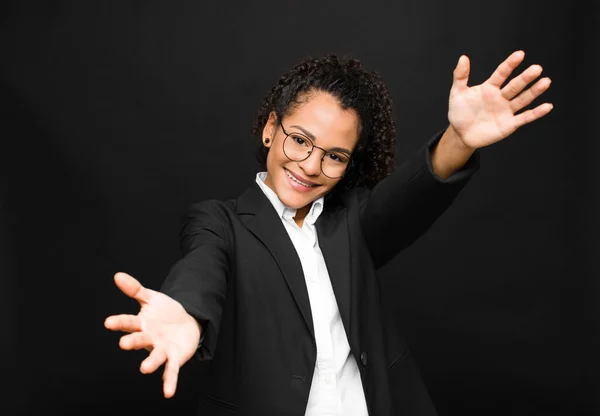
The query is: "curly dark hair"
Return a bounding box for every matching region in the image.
[251,54,396,196]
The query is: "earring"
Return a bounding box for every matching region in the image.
[264,138,270,145]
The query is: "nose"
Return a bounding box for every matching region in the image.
[297,149,323,177]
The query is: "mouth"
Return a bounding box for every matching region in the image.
[284,168,319,191]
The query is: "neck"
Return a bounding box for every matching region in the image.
[294,204,311,227]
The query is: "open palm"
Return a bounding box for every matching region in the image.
[104,272,201,398]
[448,50,553,149]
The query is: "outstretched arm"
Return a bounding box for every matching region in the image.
[105,201,231,398]
[360,51,552,268]
[432,50,553,179]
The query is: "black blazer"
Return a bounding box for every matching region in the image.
[161,132,479,416]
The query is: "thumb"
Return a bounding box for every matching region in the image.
[451,55,470,95]
[114,272,150,304]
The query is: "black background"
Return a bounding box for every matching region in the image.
[2,1,597,415]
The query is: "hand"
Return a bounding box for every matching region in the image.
[448,50,553,149]
[104,272,201,398]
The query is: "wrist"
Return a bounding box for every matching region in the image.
[444,124,474,153]
[431,126,476,179]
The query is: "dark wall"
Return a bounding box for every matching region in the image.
[2,1,596,415]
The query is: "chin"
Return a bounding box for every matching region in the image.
[276,182,323,209]
[277,188,316,209]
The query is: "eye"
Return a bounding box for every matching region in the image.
[326,153,347,163]
[291,135,308,146]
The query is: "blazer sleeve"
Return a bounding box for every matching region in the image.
[358,130,480,269]
[160,199,233,361]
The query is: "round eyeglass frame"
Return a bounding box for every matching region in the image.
[279,122,353,179]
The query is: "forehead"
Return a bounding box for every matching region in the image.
[284,91,360,150]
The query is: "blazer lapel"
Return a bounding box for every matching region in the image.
[316,207,352,339]
[237,184,315,338]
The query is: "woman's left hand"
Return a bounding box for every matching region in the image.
[448,50,553,150]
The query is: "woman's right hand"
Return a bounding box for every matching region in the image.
[104,272,201,398]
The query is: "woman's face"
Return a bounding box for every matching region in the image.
[262,91,360,215]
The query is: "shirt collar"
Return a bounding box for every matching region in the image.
[255,172,324,225]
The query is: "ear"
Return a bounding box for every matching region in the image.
[262,111,278,148]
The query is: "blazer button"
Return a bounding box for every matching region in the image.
[360,352,368,366]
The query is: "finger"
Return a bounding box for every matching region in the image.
[510,77,552,113]
[501,64,543,100]
[119,332,153,351]
[140,347,168,374]
[451,55,470,95]
[104,314,142,332]
[513,103,554,129]
[113,272,151,304]
[487,50,525,88]
[162,355,180,399]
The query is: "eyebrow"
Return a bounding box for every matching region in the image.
[289,124,352,156]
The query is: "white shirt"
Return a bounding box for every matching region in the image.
[256,172,369,416]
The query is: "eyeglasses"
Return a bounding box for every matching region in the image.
[280,122,352,179]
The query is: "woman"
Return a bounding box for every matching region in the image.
[105,51,552,415]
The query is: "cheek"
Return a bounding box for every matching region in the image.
[321,178,340,192]
[266,141,283,163]
[265,147,288,180]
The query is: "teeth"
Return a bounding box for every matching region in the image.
[286,169,313,187]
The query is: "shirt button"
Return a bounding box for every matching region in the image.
[360,352,368,366]
[325,375,333,384]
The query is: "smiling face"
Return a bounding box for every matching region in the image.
[262,91,360,219]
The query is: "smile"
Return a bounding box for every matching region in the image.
[285,168,316,189]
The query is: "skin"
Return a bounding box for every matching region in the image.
[105,50,552,399]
